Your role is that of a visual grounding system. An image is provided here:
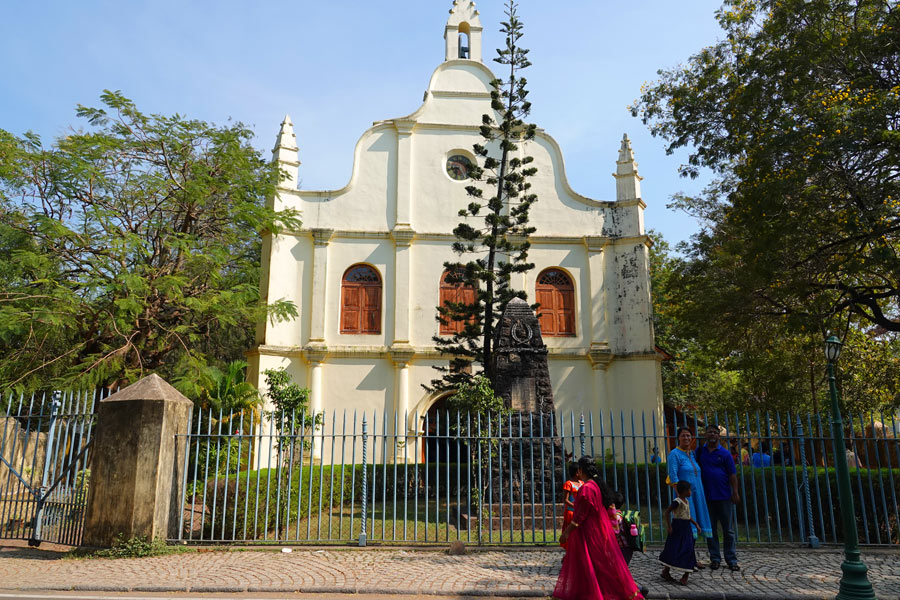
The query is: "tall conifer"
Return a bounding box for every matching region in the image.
[432,0,538,391]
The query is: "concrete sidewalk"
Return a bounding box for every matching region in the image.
[1,543,898,599]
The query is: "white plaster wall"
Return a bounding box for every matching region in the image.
[607,359,662,419]
[407,359,451,417]
[251,354,309,411]
[255,234,273,345]
[429,61,492,95]
[408,241,454,346]
[290,125,396,232]
[547,358,591,415]
[614,204,644,238]
[408,130,494,233]
[321,359,394,415]
[263,234,311,347]
[526,135,611,237]
[610,243,654,354]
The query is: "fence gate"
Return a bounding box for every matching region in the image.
[0,391,98,546]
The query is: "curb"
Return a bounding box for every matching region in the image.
[1,584,840,599]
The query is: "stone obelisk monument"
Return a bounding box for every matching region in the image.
[491,298,555,412]
[488,298,564,501]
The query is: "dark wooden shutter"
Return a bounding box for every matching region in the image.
[439,284,457,335]
[341,286,360,333]
[536,288,556,335]
[362,285,381,333]
[439,270,477,335]
[536,268,575,337]
[558,284,575,335]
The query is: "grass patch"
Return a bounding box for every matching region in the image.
[68,535,193,559]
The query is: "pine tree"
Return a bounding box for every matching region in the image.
[432,0,538,392]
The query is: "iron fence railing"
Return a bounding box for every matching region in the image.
[174,408,900,547]
[0,391,99,546]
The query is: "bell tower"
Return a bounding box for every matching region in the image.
[444,0,482,62]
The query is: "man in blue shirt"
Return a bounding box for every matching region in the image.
[751,442,773,467]
[696,424,741,571]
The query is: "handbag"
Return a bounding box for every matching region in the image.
[620,509,645,552]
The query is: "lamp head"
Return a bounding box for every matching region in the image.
[824,335,843,362]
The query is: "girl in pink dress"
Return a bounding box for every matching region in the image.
[560,463,583,549]
[554,456,644,600]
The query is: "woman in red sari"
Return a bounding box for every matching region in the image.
[554,456,644,600]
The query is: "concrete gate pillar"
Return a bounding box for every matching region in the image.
[82,374,193,547]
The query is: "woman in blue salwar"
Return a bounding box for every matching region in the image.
[667,427,713,542]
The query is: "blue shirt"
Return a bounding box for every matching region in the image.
[751,452,772,468]
[696,444,735,501]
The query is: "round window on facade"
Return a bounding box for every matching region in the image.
[446,154,473,181]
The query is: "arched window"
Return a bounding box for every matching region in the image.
[535,268,575,337]
[341,264,382,334]
[439,269,476,335]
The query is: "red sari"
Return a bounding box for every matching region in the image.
[553,479,643,600]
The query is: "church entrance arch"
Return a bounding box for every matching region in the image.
[419,391,463,465]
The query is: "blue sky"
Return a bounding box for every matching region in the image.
[0,1,725,247]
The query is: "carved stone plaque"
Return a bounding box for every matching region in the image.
[490,298,554,413]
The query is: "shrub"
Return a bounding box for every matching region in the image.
[202,464,356,540]
[592,460,900,545]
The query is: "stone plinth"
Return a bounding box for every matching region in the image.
[82,374,193,547]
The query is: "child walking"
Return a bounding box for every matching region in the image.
[559,463,582,549]
[605,490,631,563]
[659,480,701,585]
[607,489,650,597]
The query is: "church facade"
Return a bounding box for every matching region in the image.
[247,0,663,437]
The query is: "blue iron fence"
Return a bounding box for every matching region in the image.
[174,407,900,547]
[0,391,99,546]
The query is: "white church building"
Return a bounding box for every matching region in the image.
[247,0,663,438]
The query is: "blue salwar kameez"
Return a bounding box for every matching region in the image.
[666,447,713,538]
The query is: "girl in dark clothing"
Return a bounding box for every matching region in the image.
[659,480,701,585]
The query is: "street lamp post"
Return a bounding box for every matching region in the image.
[824,335,877,600]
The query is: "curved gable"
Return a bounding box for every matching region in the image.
[285,56,626,236]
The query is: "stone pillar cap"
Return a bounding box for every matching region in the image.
[101,373,193,405]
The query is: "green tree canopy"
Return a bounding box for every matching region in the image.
[0,91,299,393]
[650,228,900,414]
[633,0,900,334]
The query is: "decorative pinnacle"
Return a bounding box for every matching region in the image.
[614,133,642,201]
[450,0,478,16]
[275,114,298,152]
[273,114,300,186]
[616,134,638,175]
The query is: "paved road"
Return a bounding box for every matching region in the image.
[0,594,509,600]
[1,543,898,599]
